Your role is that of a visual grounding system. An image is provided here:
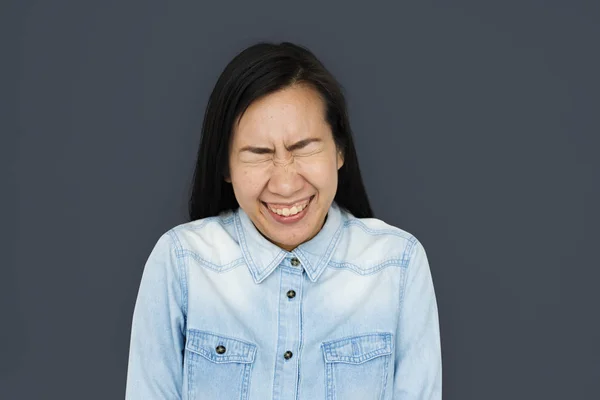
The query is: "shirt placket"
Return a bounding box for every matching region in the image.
[271,256,304,400]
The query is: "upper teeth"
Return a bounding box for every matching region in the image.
[268,202,309,216]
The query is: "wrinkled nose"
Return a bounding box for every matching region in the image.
[267,158,303,197]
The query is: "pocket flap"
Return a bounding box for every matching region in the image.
[186,329,256,364]
[321,332,392,364]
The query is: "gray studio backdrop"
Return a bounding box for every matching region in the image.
[3,0,599,399]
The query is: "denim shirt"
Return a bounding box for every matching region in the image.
[125,202,442,400]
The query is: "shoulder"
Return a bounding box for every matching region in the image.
[332,211,422,274]
[157,210,243,270]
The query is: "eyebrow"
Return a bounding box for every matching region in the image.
[239,138,322,154]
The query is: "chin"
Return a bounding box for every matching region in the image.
[274,236,301,248]
[272,232,309,250]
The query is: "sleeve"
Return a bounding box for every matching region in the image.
[393,239,442,399]
[125,231,187,400]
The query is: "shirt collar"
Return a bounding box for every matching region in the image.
[234,202,345,284]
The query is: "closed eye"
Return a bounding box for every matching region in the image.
[286,138,321,152]
[238,138,322,156]
[239,146,274,155]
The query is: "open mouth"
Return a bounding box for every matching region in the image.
[262,195,315,223]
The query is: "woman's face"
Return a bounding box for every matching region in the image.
[227,84,344,251]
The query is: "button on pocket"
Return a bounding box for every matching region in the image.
[321,332,392,400]
[185,330,257,400]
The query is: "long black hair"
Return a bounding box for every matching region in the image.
[188,42,373,221]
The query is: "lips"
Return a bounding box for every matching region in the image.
[262,195,314,218]
[264,196,312,208]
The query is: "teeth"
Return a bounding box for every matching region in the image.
[268,202,308,216]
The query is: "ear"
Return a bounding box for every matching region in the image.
[336,150,344,170]
[223,165,232,183]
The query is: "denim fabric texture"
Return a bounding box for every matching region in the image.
[125,202,442,399]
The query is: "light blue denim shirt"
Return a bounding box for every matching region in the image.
[125,202,442,400]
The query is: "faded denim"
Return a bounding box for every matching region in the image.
[125,202,442,399]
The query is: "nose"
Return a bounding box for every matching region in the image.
[267,158,304,197]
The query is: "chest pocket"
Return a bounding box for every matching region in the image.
[321,332,393,400]
[185,329,257,400]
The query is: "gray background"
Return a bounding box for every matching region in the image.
[2,0,599,399]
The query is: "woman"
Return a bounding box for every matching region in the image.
[125,42,442,400]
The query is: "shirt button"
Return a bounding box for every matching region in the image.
[287,290,296,299]
[215,345,226,354]
[284,351,293,360]
[290,258,300,267]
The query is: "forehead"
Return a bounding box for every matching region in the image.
[233,85,329,143]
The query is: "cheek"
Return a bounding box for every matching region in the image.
[232,166,270,197]
[296,157,338,187]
